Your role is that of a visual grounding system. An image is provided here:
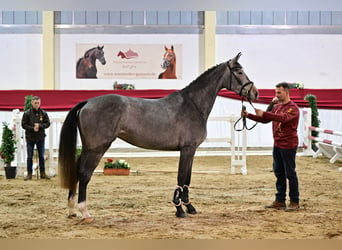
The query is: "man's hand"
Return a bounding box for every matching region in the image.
[34,123,39,132]
[255,109,264,117]
[241,110,248,118]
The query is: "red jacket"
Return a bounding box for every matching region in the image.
[247,100,299,149]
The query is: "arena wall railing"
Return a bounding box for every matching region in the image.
[12,109,248,177]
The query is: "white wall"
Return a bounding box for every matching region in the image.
[217,34,342,89]
[0,34,42,89]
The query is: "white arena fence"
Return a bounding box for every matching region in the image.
[11,109,248,177]
[302,107,342,165]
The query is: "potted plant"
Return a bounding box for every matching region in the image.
[24,95,33,111]
[0,122,17,179]
[304,94,320,152]
[103,158,130,175]
[113,81,135,90]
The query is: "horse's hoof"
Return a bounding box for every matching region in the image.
[187,209,197,215]
[77,217,94,224]
[186,204,197,214]
[67,214,77,219]
[83,217,94,223]
[175,211,187,218]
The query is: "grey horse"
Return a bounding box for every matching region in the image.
[59,52,258,222]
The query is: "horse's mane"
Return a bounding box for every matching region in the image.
[76,58,82,71]
[83,47,97,58]
[180,61,227,94]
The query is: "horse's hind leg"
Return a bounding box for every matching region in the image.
[173,146,197,217]
[77,150,105,221]
[67,156,80,218]
[67,190,77,218]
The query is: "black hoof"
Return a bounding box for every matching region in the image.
[175,210,187,218]
[175,205,187,218]
[186,203,197,214]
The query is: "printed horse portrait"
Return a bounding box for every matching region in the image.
[76,45,106,78]
[158,45,177,79]
[59,53,258,222]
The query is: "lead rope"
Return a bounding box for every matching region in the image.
[234,98,258,132]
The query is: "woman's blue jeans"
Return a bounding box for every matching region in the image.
[26,140,46,174]
[272,146,299,203]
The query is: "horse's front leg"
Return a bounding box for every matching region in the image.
[173,146,196,217]
[181,185,197,215]
[173,185,185,217]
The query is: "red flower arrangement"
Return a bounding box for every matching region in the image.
[104,158,130,169]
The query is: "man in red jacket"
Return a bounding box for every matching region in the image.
[241,82,300,211]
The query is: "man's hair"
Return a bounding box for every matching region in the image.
[32,96,40,101]
[275,82,290,91]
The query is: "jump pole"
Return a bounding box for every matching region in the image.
[302,107,342,163]
[308,136,342,148]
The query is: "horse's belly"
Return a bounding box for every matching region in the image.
[118,131,180,151]
[118,122,206,151]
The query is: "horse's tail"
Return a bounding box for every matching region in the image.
[59,100,88,192]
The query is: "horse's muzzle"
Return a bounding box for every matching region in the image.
[250,85,259,101]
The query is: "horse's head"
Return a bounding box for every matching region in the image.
[225,52,258,101]
[160,45,176,69]
[95,45,106,65]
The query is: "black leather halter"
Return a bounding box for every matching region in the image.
[227,60,258,131]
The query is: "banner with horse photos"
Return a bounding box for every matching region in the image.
[76,44,182,79]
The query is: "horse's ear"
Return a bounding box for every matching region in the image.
[171,45,174,51]
[100,45,104,50]
[164,46,168,51]
[231,52,242,64]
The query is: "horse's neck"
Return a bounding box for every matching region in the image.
[88,52,97,64]
[182,78,223,121]
[165,61,176,76]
